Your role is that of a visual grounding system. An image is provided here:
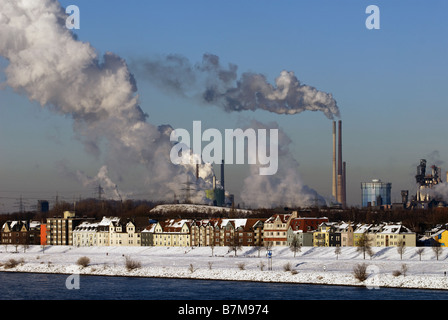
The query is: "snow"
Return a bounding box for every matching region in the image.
[1,245,448,290]
[150,204,252,215]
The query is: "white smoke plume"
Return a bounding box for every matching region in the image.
[135,53,340,119]
[0,0,214,202]
[240,120,326,208]
[0,0,336,208]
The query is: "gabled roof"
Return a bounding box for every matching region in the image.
[354,224,372,233]
[379,224,413,234]
[2,220,39,232]
[265,214,291,224]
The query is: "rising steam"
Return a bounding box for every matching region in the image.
[240,120,326,208]
[0,0,206,201]
[135,53,340,119]
[0,0,339,208]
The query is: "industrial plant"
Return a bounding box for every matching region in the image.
[331,120,347,209]
[407,159,447,209]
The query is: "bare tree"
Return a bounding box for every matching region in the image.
[334,247,341,260]
[255,246,263,258]
[289,236,302,257]
[415,248,424,261]
[356,234,373,260]
[209,242,215,257]
[432,245,443,261]
[397,239,406,260]
[227,234,242,257]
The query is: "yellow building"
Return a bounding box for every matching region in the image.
[153,219,191,247]
[374,224,416,247]
[313,223,333,247]
[432,229,448,247]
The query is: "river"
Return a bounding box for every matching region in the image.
[1,272,448,300]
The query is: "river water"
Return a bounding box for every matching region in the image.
[1,272,448,300]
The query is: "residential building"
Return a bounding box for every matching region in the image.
[333,221,354,246]
[353,224,374,247]
[97,216,121,246]
[374,223,416,247]
[109,219,141,246]
[222,218,265,247]
[73,221,99,247]
[72,216,143,247]
[313,222,340,247]
[1,220,41,246]
[141,223,157,246]
[287,217,329,247]
[420,224,448,246]
[287,230,313,247]
[263,211,297,246]
[153,219,191,247]
[46,211,83,246]
[40,223,47,246]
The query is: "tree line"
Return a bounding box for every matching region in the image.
[1,199,448,234]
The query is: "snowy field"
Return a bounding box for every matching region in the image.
[1,245,448,290]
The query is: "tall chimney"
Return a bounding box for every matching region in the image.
[196,163,199,180]
[221,159,225,189]
[332,121,337,200]
[337,120,343,204]
[342,161,347,209]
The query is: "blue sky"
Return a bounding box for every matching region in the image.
[0,0,447,212]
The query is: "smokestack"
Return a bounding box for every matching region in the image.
[332,121,337,200]
[337,120,343,205]
[221,159,225,189]
[342,161,347,209]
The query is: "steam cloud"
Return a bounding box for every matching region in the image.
[0,0,205,201]
[136,53,340,119]
[240,120,326,208]
[0,0,339,208]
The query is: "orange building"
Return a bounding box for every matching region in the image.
[40,224,47,245]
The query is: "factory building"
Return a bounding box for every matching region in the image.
[411,159,445,208]
[361,179,392,208]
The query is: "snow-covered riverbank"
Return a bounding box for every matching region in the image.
[1,245,448,290]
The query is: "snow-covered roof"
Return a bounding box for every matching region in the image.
[221,218,247,230]
[354,224,372,233]
[379,224,413,234]
[74,221,99,232]
[99,216,120,226]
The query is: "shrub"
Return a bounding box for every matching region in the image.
[237,262,246,270]
[188,263,196,273]
[392,270,402,277]
[283,262,292,272]
[353,263,368,282]
[258,261,265,271]
[77,256,90,268]
[4,258,20,269]
[393,264,408,277]
[125,256,141,271]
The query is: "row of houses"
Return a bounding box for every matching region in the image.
[312,221,416,248]
[1,210,430,248]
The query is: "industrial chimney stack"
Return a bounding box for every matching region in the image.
[332,121,337,200]
[335,120,347,208]
[221,159,225,190]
